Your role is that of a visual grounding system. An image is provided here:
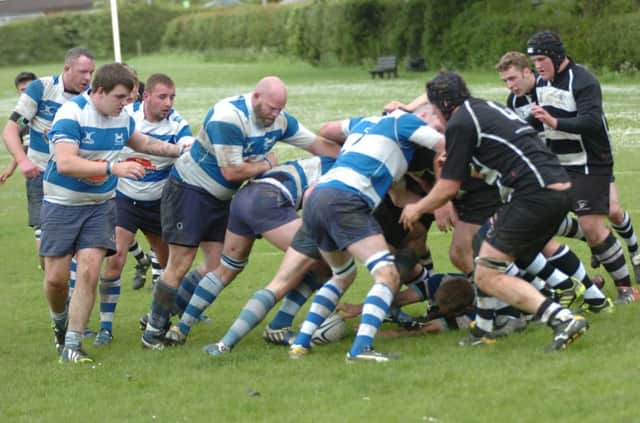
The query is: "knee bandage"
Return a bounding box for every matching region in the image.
[474,256,512,273]
[331,257,356,279]
[220,255,248,271]
[365,250,395,275]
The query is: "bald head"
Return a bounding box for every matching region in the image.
[252,76,287,127]
[414,102,445,133]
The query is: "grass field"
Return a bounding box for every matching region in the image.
[0,54,639,422]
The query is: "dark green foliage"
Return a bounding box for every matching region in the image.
[0,0,638,71]
[0,4,178,66]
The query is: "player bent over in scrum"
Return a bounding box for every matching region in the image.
[401,72,588,351]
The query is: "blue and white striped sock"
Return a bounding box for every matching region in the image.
[175,269,201,316]
[99,276,120,333]
[293,280,343,348]
[268,271,321,330]
[177,271,224,336]
[349,282,394,356]
[221,289,276,348]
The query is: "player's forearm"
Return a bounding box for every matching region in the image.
[55,154,110,178]
[220,160,271,182]
[414,179,458,215]
[134,135,182,157]
[2,121,29,163]
[306,136,341,158]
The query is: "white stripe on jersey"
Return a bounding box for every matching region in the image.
[44,93,134,205]
[117,102,194,201]
[467,102,546,190]
[341,133,408,180]
[253,156,328,208]
[174,93,316,199]
[536,85,577,113]
[323,166,382,206]
[14,75,76,169]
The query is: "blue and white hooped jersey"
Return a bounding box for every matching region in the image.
[117,102,194,203]
[13,75,76,170]
[252,156,335,209]
[317,110,442,209]
[44,92,135,206]
[172,93,316,200]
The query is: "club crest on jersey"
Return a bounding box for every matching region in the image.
[83,131,96,144]
[39,104,56,118]
[114,132,125,146]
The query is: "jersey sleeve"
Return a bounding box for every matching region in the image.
[280,112,316,148]
[440,113,475,181]
[12,79,43,120]
[208,109,246,167]
[48,103,81,145]
[555,70,604,135]
[398,113,443,150]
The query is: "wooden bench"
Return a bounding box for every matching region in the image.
[369,56,398,79]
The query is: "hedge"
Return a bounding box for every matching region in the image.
[1,0,638,72]
[0,4,179,66]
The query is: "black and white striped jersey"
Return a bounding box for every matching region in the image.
[441,97,568,203]
[533,59,613,175]
[506,92,536,121]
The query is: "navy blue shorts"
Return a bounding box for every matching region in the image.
[26,173,43,227]
[40,199,116,257]
[482,188,570,261]
[161,177,229,247]
[115,195,162,235]
[228,182,299,237]
[290,224,321,260]
[302,187,382,252]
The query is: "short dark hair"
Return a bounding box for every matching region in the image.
[145,73,175,93]
[64,47,94,65]
[426,71,470,120]
[434,276,475,316]
[14,71,37,88]
[496,51,531,73]
[91,63,136,94]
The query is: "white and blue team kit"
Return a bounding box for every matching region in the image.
[117,101,193,204]
[13,75,78,170]
[44,92,135,205]
[252,155,335,210]
[171,93,316,199]
[316,110,442,209]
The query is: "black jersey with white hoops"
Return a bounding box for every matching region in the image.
[441,97,568,202]
[533,58,613,175]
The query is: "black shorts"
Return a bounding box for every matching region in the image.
[116,195,162,235]
[161,177,229,247]
[482,188,570,260]
[373,195,434,249]
[567,171,610,216]
[290,224,321,260]
[453,179,501,225]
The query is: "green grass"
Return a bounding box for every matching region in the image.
[1,54,640,422]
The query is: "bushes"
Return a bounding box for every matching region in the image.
[0,0,638,71]
[0,4,178,66]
